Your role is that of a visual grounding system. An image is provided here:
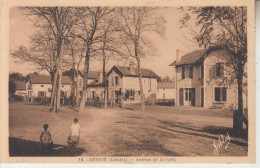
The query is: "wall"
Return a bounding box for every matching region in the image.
[29,83,71,98]
[175,63,203,107]
[157,88,175,100]
[108,70,124,100]
[108,69,157,104]
[204,50,239,110]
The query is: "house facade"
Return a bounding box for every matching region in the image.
[76,71,106,100]
[26,75,71,99]
[107,64,158,105]
[157,82,175,103]
[13,80,27,97]
[170,49,247,110]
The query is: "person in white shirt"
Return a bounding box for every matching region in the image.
[67,118,80,147]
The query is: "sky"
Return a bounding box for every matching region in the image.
[9,7,201,78]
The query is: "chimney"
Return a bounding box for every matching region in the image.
[176,49,180,62]
[129,62,135,74]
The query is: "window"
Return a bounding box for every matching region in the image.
[62,85,64,88]
[111,77,114,86]
[38,91,46,98]
[92,91,95,99]
[216,63,224,77]
[41,85,44,87]
[189,66,193,78]
[185,88,192,101]
[201,64,204,79]
[182,67,185,79]
[214,87,227,102]
[115,76,119,85]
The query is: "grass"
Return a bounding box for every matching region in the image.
[9,102,248,156]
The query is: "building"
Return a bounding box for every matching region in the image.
[76,71,106,100]
[157,82,175,104]
[13,80,27,97]
[26,75,71,99]
[107,64,159,105]
[169,49,247,110]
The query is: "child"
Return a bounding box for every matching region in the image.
[67,118,80,147]
[40,124,53,150]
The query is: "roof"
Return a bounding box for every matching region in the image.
[158,82,175,89]
[169,49,206,66]
[29,75,71,85]
[107,65,159,78]
[14,80,26,90]
[88,80,107,87]
[79,71,99,79]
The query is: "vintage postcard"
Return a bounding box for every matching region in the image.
[0,0,255,164]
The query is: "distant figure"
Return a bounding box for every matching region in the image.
[40,124,53,150]
[67,118,80,147]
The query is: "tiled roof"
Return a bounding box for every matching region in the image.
[108,65,159,78]
[29,75,71,84]
[14,80,26,90]
[169,49,206,66]
[79,71,99,79]
[158,82,175,89]
[88,80,106,87]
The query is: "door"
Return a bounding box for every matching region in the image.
[201,88,204,107]
[115,91,119,103]
[191,88,195,106]
[179,88,183,106]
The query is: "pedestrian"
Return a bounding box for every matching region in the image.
[40,124,53,151]
[67,118,80,147]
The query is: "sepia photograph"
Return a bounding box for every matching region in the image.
[0,0,255,164]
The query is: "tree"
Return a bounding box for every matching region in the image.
[9,72,25,81]
[181,7,247,131]
[118,7,165,110]
[18,7,79,112]
[9,80,16,101]
[11,32,57,83]
[95,11,122,108]
[73,7,114,113]
[63,37,86,106]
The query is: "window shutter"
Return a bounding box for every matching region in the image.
[215,88,220,101]
[182,67,185,79]
[220,63,224,77]
[222,87,227,101]
[189,66,193,79]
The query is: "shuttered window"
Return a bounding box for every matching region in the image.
[182,67,185,79]
[189,66,193,79]
[214,87,227,102]
[216,63,224,77]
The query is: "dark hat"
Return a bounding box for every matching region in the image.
[74,118,78,123]
[43,124,49,129]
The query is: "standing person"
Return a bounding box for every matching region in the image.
[67,118,80,147]
[40,124,53,151]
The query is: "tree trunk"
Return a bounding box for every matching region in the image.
[79,49,90,113]
[137,59,145,111]
[50,70,58,111]
[135,39,145,111]
[102,53,108,108]
[56,68,62,112]
[233,63,244,131]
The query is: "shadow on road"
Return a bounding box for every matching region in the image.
[203,126,248,140]
[158,121,248,147]
[9,137,85,156]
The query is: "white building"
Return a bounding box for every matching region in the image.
[107,64,159,105]
[157,82,175,104]
[26,75,71,99]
